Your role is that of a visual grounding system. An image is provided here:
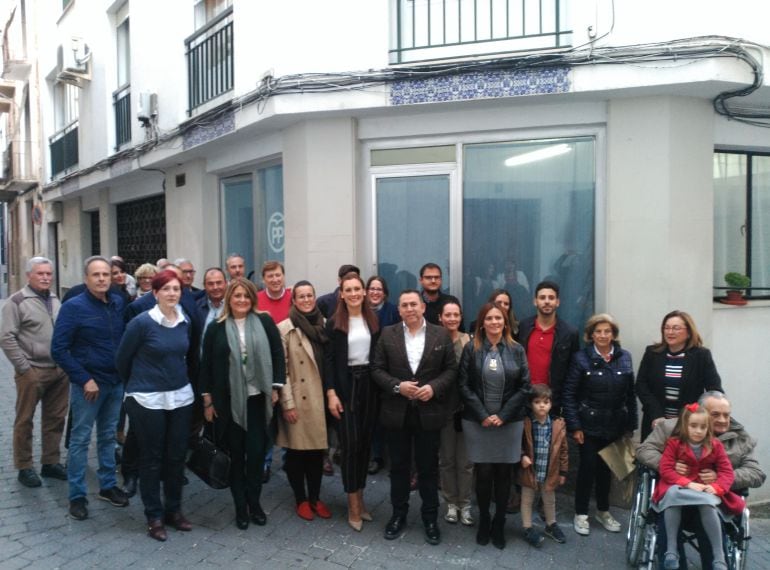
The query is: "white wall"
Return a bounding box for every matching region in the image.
[712,304,770,503]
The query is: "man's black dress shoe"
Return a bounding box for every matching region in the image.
[424,520,441,545]
[250,504,267,526]
[18,468,42,488]
[69,498,89,520]
[40,463,67,480]
[384,515,406,540]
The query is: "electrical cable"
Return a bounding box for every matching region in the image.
[44,35,770,189]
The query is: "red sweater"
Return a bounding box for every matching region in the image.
[653,436,745,516]
[257,289,292,324]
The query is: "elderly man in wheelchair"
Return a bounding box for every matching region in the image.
[629,391,765,569]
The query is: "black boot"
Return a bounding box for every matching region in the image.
[491,514,506,550]
[476,512,491,546]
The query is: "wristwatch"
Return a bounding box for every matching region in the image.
[393,383,401,395]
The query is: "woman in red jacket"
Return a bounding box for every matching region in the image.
[653,403,744,570]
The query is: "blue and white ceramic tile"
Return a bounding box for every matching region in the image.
[390,67,570,105]
[183,112,236,150]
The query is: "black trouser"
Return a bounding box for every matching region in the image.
[475,463,511,520]
[575,434,613,515]
[125,397,193,521]
[385,405,441,523]
[227,394,268,512]
[121,427,139,478]
[284,449,324,504]
[337,367,378,493]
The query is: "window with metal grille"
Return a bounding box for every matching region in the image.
[116,195,166,274]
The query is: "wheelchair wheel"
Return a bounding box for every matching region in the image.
[637,522,658,570]
[627,469,652,566]
[727,507,750,570]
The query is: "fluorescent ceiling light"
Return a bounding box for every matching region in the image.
[504,143,572,167]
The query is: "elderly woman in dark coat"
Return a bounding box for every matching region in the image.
[563,313,637,537]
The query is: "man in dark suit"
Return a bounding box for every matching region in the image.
[372,289,457,546]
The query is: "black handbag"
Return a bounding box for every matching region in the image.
[187,424,230,490]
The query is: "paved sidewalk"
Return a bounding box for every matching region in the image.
[0,305,767,567]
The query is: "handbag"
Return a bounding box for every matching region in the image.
[187,424,230,490]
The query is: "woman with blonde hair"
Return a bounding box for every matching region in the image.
[200,278,285,529]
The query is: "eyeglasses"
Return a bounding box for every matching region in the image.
[368,287,384,292]
[663,325,687,332]
[138,276,154,281]
[422,275,441,281]
[182,269,196,274]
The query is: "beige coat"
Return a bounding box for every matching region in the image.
[275,318,328,450]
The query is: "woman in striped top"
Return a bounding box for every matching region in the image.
[635,310,722,440]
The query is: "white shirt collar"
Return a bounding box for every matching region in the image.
[148,304,187,327]
[402,318,427,336]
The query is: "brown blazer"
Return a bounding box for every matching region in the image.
[275,319,328,450]
[517,416,569,492]
[371,321,457,431]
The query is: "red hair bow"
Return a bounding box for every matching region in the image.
[685,403,699,413]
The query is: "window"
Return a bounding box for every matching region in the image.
[220,164,284,280]
[713,151,770,298]
[116,16,130,87]
[114,13,131,149]
[53,82,78,131]
[370,136,596,329]
[462,137,595,328]
[194,0,232,29]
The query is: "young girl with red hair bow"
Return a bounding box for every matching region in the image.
[652,403,744,570]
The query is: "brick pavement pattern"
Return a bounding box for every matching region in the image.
[0,301,767,568]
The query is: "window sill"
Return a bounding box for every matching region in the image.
[713,299,770,309]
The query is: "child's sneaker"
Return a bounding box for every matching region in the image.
[523,527,544,547]
[544,522,566,543]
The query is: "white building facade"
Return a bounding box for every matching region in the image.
[3,0,769,500]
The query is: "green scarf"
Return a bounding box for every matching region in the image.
[225,313,274,430]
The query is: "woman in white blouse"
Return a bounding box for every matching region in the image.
[324,272,380,531]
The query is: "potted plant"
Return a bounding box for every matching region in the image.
[721,272,751,306]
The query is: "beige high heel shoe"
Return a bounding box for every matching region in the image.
[357,489,373,522]
[347,493,362,531]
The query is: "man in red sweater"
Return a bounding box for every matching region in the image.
[256,261,291,324]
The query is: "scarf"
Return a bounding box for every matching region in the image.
[289,305,328,367]
[225,313,274,430]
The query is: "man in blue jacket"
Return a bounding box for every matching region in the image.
[51,256,128,521]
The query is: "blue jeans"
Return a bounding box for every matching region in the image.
[67,382,123,501]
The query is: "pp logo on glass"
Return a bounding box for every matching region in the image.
[268,212,285,253]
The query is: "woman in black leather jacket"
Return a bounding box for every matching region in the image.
[458,302,531,549]
[563,313,637,537]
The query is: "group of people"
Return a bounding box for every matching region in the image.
[1,255,764,564]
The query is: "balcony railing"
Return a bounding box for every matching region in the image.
[390,0,572,64]
[185,7,234,114]
[49,121,79,177]
[113,85,132,150]
[4,139,34,182]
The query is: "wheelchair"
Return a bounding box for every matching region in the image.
[626,463,750,570]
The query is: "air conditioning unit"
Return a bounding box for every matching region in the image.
[56,37,92,87]
[137,92,158,123]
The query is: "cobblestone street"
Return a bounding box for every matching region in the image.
[0,302,767,568]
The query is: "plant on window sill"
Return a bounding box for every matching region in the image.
[720,272,751,306]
